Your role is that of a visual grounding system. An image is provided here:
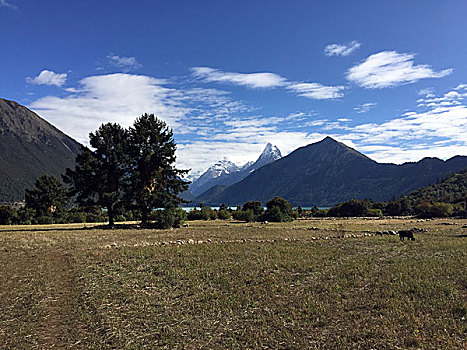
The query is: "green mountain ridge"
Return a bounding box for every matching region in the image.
[0,98,82,202]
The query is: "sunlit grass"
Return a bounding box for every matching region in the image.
[0,218,466,348]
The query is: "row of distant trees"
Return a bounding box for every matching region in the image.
[187,197,295,222]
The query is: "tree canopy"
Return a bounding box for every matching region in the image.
[64,115,189,227]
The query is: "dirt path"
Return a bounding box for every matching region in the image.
[37,249,83,349]
[0,244,84,349]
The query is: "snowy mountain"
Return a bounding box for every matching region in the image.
[248,143,282,172]
[189,159,240,195]
[189,144,282,196]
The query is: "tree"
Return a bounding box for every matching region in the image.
[127,114,189,224]
[64,123,129,227]
[264,196,293,222]
[0,205,15,225]
[25,175,69,217]
[242,201,264,217]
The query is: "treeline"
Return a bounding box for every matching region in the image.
[187,197,295,223]
[0,114,189,227]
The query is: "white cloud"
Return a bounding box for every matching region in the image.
[346,51,452,89]
[324,40,361,57]
[418,87,434,96]
[0,0,17,9]
[191,67,287,89]
[26,70,67,87]
[354,102,377,114]
[107,55,142,71]
[286,82,345,99]
[30,73,188,144]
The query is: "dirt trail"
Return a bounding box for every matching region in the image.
[37,249,83,349]
[0,244,84,349]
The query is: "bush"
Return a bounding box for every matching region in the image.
[263,206,284,222]
[152,208,187,228]
[366,208,383,217]
[0,205,15,225]
[414,201,453,218]
[187,208,204,220]
[68,211,87,223]
[36,215,55,224]
[264,196,293,222]
[232,209,255,222]
[14,207,36,224]
[328,199,371,217]
[218,209,231,220]
[85,212,106,223]
[242,201,264,216]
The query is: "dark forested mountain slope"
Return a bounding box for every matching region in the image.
[406,168,467,204]
[0,98,81,202]
[209,137,467,206]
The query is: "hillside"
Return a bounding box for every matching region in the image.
[208,137,467,206]
[407,168,467,204]
[0,98,81,202]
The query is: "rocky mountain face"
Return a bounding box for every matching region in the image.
[206,137,467,206]
[0,98,81,202]
[189,143,282,196]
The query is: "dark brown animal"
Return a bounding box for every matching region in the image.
[398,228,418,241]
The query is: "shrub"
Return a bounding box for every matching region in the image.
[263,206,284,222]
[414,201,453,218]
[14,207,36,224]
[366,208,383,217]
[264,196,293,222]
[0,205,15,225]
[218,209,231,220]
[68,211,87,223]
[242,201,264,216]
[85,212,106,223]
[232,209,255,222]
[152,207,187,228]
[36,215,55,224]
[187,209,204,220]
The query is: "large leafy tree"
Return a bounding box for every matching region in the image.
[64,123,128,227]
[25,174,69,216]
[127,114,189,224]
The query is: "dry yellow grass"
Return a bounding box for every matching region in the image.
[1,218,466,349]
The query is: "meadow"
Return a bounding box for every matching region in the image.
[0,218,466,349]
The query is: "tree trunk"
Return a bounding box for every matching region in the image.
[141,207,148,225]
[108,208,115,227]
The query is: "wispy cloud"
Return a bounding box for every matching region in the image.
[107,55,142,71]
[354,102,377,114]
[191,67,287,89]
[346,51,452,89]
[26,70,67,87]
[324,40,361,57]
[30,73,187,144]
[0,0,17,9]
[286,82,345,100]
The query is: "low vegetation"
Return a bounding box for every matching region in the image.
[0,218,465,348]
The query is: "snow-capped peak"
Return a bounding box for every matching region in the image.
[251,143,282,170]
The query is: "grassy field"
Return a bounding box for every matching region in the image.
[0,218,466,349]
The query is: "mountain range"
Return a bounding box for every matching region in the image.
[198,137,467,206]
[189,143,282,196]
[0,98,81,202]
[1,98,466,207]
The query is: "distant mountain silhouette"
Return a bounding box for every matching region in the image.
[189,143,282,196]
[0,98,81,202]
[206,137,467,206]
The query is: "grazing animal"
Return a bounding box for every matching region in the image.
[398,228,418,241]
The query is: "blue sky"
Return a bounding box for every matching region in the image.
[1,0,466,174]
